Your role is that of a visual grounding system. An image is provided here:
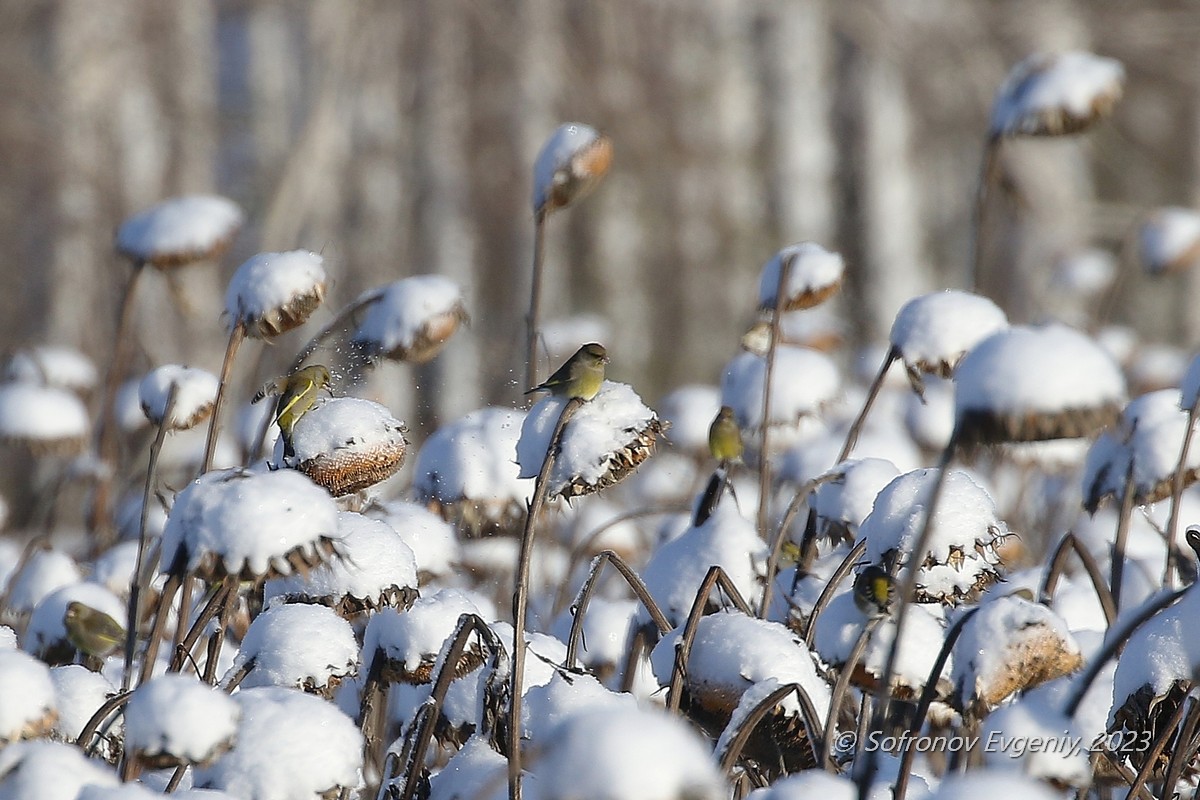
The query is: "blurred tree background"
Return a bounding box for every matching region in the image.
[1,0,1198,471]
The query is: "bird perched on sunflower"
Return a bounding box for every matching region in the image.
[708,405,744,467]
[253,364,333,458]
[526,342,609,401]
[853,564,898,617]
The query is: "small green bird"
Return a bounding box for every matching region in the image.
[63,601,125,658]
[708,406,744,466]
[525,342,609,401]
[853,565,898,618]
[253,364,333,458]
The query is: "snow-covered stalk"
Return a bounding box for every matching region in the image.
[666,565,753,714]
[1039,532,1116,627]
[123,382,178,692]
[524,211,548,395]
[90,261,147,547]
[397,614,505,800]
[857,439,954,800]
[563,550,671,670]
[202,321,245,474]
[821,616,881,770]
[1164,398,1200,586]
[1110,466,1136,610]
[756,255,792,547]
[509,396,584,800]
[717,681,823,775]
[836,346,898,464]
[892,606,980,800]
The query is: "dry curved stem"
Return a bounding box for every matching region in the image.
[1164,399,1200,587]
[123,383,178,693]
[1111,464,1137,611]
[90,260,147,549]
[201,575,241,685]
[138,571,183,686]
[524,210,548,396]
[969,136,1001,291]
[836,346,898,465]
[1128,690,1194,800]
[1099,750,1160,800]
[717,681,825,775]
[755,255,792,555]
[893,606,980,800]
[220,656,255,694]
[1064,587,1188,718]
[168,577,237,675]
[1039,531,1117,627]
[509,395,584,800]
[822,616,883,770]
[801,539,868,642]
[78,689,133,757]
[563,549,671,670]
[202,320,245,474]
[399,613,505,800]
[666,565,753,714]
[761,470,842,620]
[858,438,955,800]
[554,504,688,614]
[1163,691,1200,797]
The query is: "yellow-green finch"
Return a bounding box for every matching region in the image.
[253,364,333,457]
[708,405,744,465]
[853,565,897,617]
[525,343,608,401]
[63,601,125,658]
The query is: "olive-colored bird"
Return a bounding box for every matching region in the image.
[853,565,898,618]
[525,342,608,401]
[63,601,125,658]
[253,364,333,458]
[708,406,744,466]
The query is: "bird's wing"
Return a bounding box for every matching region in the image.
[275,377,317,421]
[252,379,281,404]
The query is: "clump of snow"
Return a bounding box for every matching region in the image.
[980,695,1091,785]
[721,347,840,429]
[1109,584,1200,721]
[657,384,722,455]
[413,406,532,509]
[858,468,1007,600]
[426,735,507,800]
[193,686,361,797]
[159,467,340,579]
[903,375,956,451]
[264,512,417,609]
[364,500,457,581]
[889,291,1008,381]
[757,242,844,310]
[228,603,358,691]
[282,397,405,464]
[23,582,124,661]
[224,250,326,337]
[639,501,766,626]
[1081,389,1200,512]
[532,122,611,213]
[517,381,661,497]
[4,346,97,394]
[530,706,725,800]
[813,458,901,538]
[1051,248,1117,297]
[745,771,857,800]
[552,597,636,676]
[362,589,485,676]
[116,195,243,266]
[49,665,119,745]
[928,770,1065,800]
[989,51,1124,137]
[812,591,952,693]
[1138,207,1200,275]
[522,669,636,745]
[0,383,89,445]
[350,275,468,362]
[138,365,219,430]
[125,674,239,765]
[650,611,831,722]
[4,548,81,616]
[0,649,56,742]
[0,741,118,798]
[955,324,1125,415]
[952,595,1081,711]
[88,541,140,599]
